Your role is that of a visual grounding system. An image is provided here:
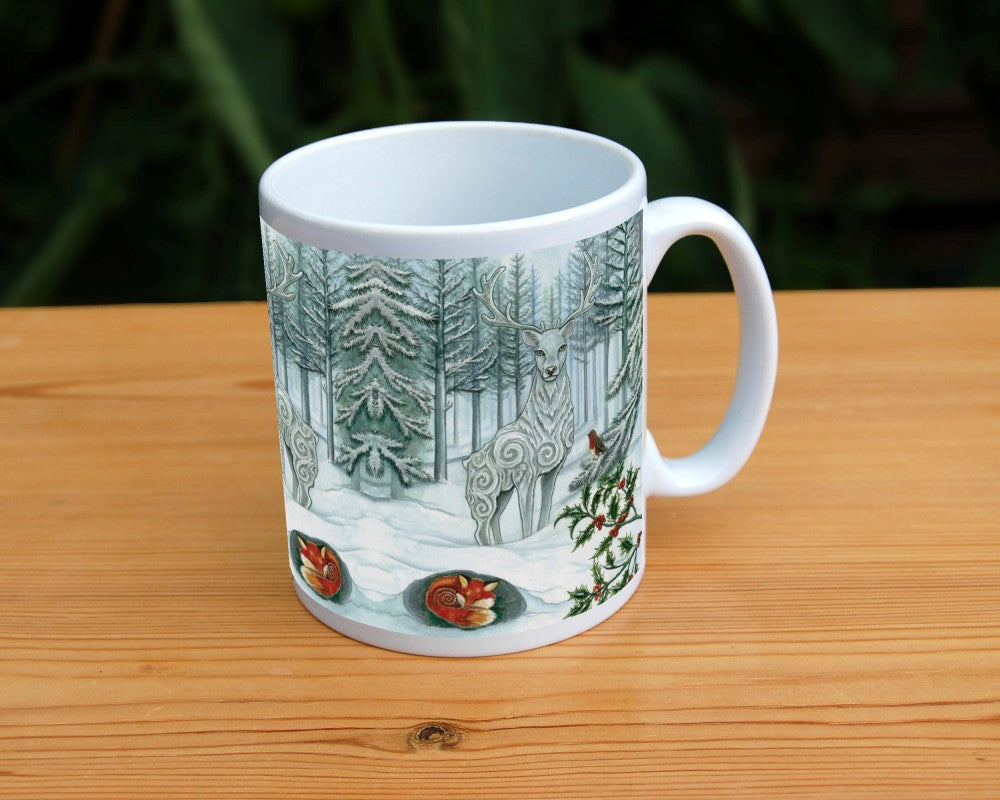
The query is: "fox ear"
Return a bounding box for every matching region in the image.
[522,329,540,347]
[484,581,499,592]
[458,575,469,588]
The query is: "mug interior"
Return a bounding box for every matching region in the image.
[262,122,640,227]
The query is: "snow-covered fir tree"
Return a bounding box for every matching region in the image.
[504,253,533,414]
[488,262,527,431]
[414,259,492,481]
[450,257,497,453]
[285,245,347,462]
[261,223,297,389]
[282,242,320,423]
[331,257,433,498]
[567,236,603,428]
[519,260,543,410]
[572,212,644,490]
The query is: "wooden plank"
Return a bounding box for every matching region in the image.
[0,291,997,798]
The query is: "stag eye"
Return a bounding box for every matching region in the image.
[559,344,566,352]
[535,349,544,357]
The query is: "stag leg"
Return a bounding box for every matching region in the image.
[516,480,536,540]
[490,488,514,544]
[471,489,495,547]
[473,516,492,547]
[537,469,559,532]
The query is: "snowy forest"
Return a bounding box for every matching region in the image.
[261,213,644,514]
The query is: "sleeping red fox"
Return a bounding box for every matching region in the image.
[425,574,498,629]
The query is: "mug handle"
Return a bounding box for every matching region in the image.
[644,197,779,497]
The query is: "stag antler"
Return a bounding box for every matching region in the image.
[267,247,303,301]
[474,265,542,333]
[558,250,599,329]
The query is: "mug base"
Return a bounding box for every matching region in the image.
[291,562,645,657]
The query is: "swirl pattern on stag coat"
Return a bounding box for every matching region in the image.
[276,385,318,508]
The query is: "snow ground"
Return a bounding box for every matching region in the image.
[284,434,642,637]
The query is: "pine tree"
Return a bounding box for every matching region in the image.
[452,258,497,453]
[261,223,297,389]
[528,262,541,326]
[285,246,346,462]
[567,237,602,428]
[331,257,433,497]
[282,242,319,423]
[572,212,644,490]
[505,253,532,413]
[414,259,493,481]
[487,262,524,433]
[285,244,323,426]
[605,215,643,401]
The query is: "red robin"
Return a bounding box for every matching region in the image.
[587,429,607,457]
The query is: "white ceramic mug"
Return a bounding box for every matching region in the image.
[259,121,777,656]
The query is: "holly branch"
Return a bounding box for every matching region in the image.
[556,461,642,617]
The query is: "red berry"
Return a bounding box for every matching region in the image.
[617,514,627,524]
[610,526,619,537]
[637,532,642,546]
[594,514,605,530]
[618,478,626,489]
[627,494,634,506]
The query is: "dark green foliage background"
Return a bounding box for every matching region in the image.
[1,0,997,306]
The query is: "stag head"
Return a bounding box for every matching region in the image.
[473,251,599,382]
[523,327,570,381]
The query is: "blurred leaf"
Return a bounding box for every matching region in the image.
[197,0,296,140]
[0,3,64,52]
[726,138,756,235]
[932,0,1000,144]
[729,0,771,26]
[347,0,415,125]
[633,54,734,200]
[0,59,141,130]
[568,51,705,198]
[171,0,274,177]
[3,169,122,306]
[778,0,894,91]
[274,0,337,16]
[443,0,608,121]
[843,179,905,214]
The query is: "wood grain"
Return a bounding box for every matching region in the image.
[1,290,998,798]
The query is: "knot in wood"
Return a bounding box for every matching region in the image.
[408,722,463,750]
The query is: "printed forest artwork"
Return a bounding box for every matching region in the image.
[262,211,645,638]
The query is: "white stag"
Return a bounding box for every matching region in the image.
[463,254,598,545]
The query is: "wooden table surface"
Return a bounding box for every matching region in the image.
[1,289,998,798]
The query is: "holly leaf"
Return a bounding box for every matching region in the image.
[594,534,614,561]
[559,508,589,537]
[568,586,592,601]
[607,492,621,522]
[573,520,597,551]
[626,465,639,496]
[566,598,593,618]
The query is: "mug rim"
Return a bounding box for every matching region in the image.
[258,120,647,258]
